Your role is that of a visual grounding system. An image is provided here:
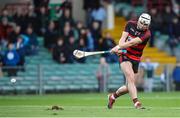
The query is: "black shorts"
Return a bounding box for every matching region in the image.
[119,55,139,73]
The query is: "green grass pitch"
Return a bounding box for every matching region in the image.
[0,92,180,117]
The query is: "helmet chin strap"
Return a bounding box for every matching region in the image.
[137,25,143,31]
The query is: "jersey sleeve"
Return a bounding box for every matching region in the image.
[139,30,151,42]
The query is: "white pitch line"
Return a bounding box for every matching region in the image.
[1,114,180,118]
[0,105,180,110]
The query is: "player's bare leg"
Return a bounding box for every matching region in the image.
[108,61,142,109]
[120,61,142,109]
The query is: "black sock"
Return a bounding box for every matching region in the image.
[114,91,127,99]
[133,98,138,104]
[113,93,119,98]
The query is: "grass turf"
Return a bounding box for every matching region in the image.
[0,92,180,117]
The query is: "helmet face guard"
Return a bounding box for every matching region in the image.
[137,13,151,31]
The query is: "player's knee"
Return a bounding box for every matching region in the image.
[126,73,135,83]
[127,78,135,84]
[126,73,134,79]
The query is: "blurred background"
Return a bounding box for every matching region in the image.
[0,0,179,95]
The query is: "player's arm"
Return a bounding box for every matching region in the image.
[119,31,129,44]
[111,21,139,53]
[118,37,142,49]
[110,31,128,53]
[110,37,142,53]
[118,30,151,49]
[118,28,151,50]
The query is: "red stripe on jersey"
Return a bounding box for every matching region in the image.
[119,55,123,63]
[125,53,140,61]
[126,48,142,55]
[128,33,136,38]
[132,44,146,50]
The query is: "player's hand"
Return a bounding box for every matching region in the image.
[110,45,120,54]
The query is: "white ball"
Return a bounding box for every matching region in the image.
[11,78,16,83]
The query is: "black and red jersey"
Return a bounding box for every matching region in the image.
[122,20,151,61]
